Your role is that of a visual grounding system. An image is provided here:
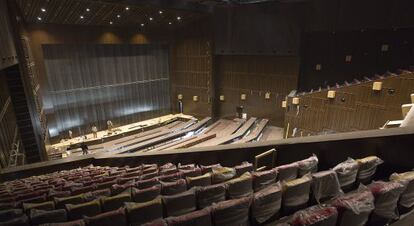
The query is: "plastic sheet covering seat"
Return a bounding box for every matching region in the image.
[390,171,414,212]
[0,214,29,226]
[83,207,127,226]
[234,162,253,177]
[100,192,131,212]
[137,178,160,189]
[196,184,226,209]
[88,189,111,200]
[252,182,282,224]
[275,162,299,182]
[65,199,101,220]
[158,172,183,182]
[30,209,68,225]
[162,188,196,217]
[23,200,55,213]
[125,197,163,226]
[331,188,374,226]
[186,173,212,188]
[141,219,167,226]
[132,186,161,203]
[211,196,252,226]
[211,167,236,184]
[252,169,278,192]
[111,180,135,195]
[180,168,202,178]
[332,158,359,191]
[290,205,338,226]
[225,172,253,199]
[297,155,319,177]
[355,156,383,184]
[282,174,312,215]
[0,209,24,222]
[165,207,213,226]
[141,171,159,180]
[54,194,86,209]
[200,164,222,174]
[311,170,342,203]
[39,219,85,226]
[160,179,187,195]
[366,180,407,226]
[71,184,97,195]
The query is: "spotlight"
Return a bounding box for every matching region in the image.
[149,17,153,21]
[41,8,46,12]
[117,14,121,18]
[141,23,145,27]
[37,17,42,21]
[159,11,163,14]
[168,22,172,25]
[177,16,181,20]
[80,15,84,19]
[86,8,90,12]
[109,21,113,24]
[125,7,129,10]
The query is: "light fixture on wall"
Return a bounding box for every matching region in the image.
[282,100,287,108]
[109,21,113,25]
[41,8,46,12]
[177,16,181,20]
[265,92,271,99]
[159,10,163,14]
[117,14,121,18]
[177,94,183,100]
[220,95,225,101]
[241,94,247,100]
[168,22,172,25]
[372,81,382,91]
[327,90,336,99]
[149,17,153,21]
[141,23,145,27]
[292,97,300,105]
[86,8,90,12]
[37,17,42,21]
[125,7,129,10]
[80,15,84,19]
[193,96,199,102]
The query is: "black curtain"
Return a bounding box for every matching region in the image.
[43,44,170,138]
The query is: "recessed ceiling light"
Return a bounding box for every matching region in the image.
[117,15,121,18]
[86,8,90,12]
[109,21,113,24]
[80,15,84,19]
[41,8,46,12]
[125,7,129,10]
[177,16,181,20]
[37,17,42,21]
[168,22,172,25]
[141,23,145,27]
[159,11,163,14]
[149,17,153,21]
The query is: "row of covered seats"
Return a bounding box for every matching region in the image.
[1,154,409,226]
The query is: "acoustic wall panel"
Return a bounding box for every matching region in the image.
[43,44,170,138]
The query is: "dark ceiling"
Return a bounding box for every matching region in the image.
[16,0,207,29]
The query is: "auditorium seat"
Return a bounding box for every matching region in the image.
[211,196,252,226]
[39,219,85,226]
[332,158,359,191]
[366,180,406,226]
[234,162,254,177]
[89,189,111,200]
[141,219,167,226]
[275,162,299,182]
[132,186,161,203]
[158,172,183,183]
[180,168,202,178]
[165,207,213,226]
[125,197,163,226]
[65,199,101,220]
[71,184,97,196]
[186,173,212,188]
[54,194,86,209]
[196,184,226,209]
[83,207,127,226]
[162,188,196,217]
[30,209,68,225]
[137,178,160,189]
[311,170,342,203]
[389,171,414,213]
[160,179,187,195]
[100,192,131,212]
[111,180,135,195]
[0,209,24,222]
[0,214,29,226]
[282,174,312,215]
[297,155,318,177]
[200,164,222,174]
[331,189,374,226]
[225,172,253,199]
[289,205,338,226]
[251,182,282,224]
[211,167,236,184]
[141,171,159,180]
[355,156,383,184]
[252,168,278,192]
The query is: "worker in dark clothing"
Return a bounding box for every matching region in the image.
[81,143,89,155]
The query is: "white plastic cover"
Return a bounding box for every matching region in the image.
[282,174,312,207]
[297,154,319,177]
[252,182,282,223]
[368,180,407,219]
[311,170,343,203]
[390,171,414,208]
[333,158,359,187]
[356,156,384,181]
[291,204,338,226]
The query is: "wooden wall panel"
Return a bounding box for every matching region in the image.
[0,71,20,169]
[216,55,299,126]
[0,0,18,70]
[170,19,213,118]
[285,71,414,137]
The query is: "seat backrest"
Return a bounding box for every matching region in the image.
[186,173,212,188]
[100,192,131,212]
[162,188,196,217]
[311,170,342,203]
[211,196,252,226]
[225,172,253,199]
[252,168,278,192]
[30,208,68,225]
[83,207,127,226]
[125,197,163,226]
[160,179,187,195]
[252,182,282,224]
[275,162,299,182]
[132,186,161,203]
[196,184,226,209]
[66,199,101,220]
[165,207,213,226]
